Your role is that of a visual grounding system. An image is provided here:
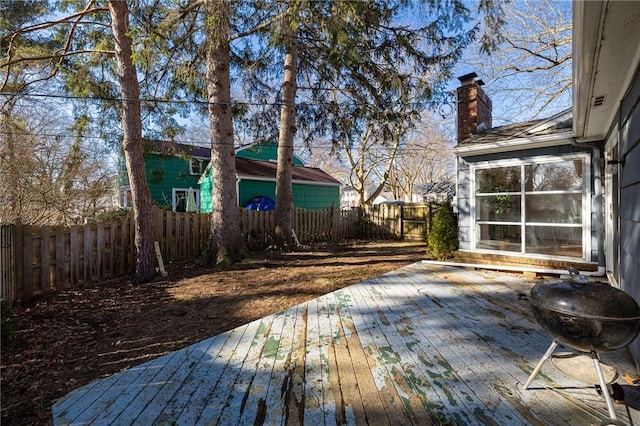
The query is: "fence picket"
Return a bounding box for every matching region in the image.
[83,224,90,284]
[0,225,16,303]
[54,227,63,292]
[119,219,126,276]
[109,222,116,279]
[71,226,79,286]
[40,226,50,295]
[23,225,33,300]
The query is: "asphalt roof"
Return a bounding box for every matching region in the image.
[457,109,573,147]
[146,140,211,158]
[236,157,341,185]
[146,140,340,186]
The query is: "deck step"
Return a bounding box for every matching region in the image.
[453,250,600,272]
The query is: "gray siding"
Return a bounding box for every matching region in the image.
[617,63,640,364]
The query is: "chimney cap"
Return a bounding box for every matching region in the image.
[458,72,478,83]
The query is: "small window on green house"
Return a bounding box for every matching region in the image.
[190,158,206,175]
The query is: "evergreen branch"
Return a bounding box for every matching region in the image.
[229,9,290,41]
[3,4,108,38]
[2,50,116,69]
[160,0,204,27]
[2,1,110,93]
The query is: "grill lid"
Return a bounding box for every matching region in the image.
[529,279,640,322]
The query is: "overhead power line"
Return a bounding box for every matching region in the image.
[0,130,453,153]
[0,91,448,108]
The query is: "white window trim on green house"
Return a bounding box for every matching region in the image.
[172,188,200,212]
[469,153,591,260]
[121,186,132,209]
[189,157,208,176]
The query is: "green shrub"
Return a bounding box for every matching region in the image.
[427,203,458,260]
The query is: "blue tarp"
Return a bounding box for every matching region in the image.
[244,195,276,211]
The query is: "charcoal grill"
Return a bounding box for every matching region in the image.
[524,277,640,424]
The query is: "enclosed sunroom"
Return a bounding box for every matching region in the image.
[453,75,600,269]
[463,148,592,260]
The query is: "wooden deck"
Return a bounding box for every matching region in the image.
[52,262,640,425]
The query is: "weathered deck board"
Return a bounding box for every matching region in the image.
[365,269,539,424]
[337,286,426,425]
[345,283,450,423]
[172,325,250,423]
[353,273,525,425]
[302,298,328,424]
[380,266,585,424]
[52,262,640,425]
[402,264,609,423]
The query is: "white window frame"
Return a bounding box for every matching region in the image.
[121,186,132,209]
[172,188,200,212]
[189,158,207,176]
[470,153,591,260]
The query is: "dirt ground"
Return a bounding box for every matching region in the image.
[1,240,427,425]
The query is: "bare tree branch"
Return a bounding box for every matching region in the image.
[468,0,572,121]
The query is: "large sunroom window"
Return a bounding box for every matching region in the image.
[473,156,588,259]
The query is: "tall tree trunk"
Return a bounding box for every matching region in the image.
[275,18,298,248]
[204,0,245,266]
[0,102,19,222]
[108,1,155,283]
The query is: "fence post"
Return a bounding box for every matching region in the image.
[70,225,79,286]
[22,224,34,300]
[40,226,50,296]
[0,224,16,303]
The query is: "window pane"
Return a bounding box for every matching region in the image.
[526,193,581,224]
[525,226,582,257]
[476,166,520,193]
[190,159,202,175]
[476,224,521,252]
[524,160,583,191]
[175,191,186,212]
[476,195,521,221]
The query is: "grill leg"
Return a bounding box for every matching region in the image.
[591,351,617,422]
[524,340,558,389]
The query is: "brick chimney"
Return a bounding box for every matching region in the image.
[456,72,492,143]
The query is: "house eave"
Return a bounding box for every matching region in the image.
[453,131,574,157]
[573,0,640,141]
[236,174,341,187]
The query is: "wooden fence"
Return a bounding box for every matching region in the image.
[0,203,439,303]
[356,203,436,241]
[240,206,359,249]
[0,208,210,304]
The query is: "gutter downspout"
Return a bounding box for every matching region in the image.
[571,137,606,276]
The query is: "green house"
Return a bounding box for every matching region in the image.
[199,144,341,212]
[118,141,340,212]
[118,141,209,211]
